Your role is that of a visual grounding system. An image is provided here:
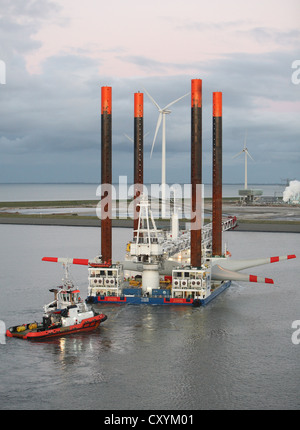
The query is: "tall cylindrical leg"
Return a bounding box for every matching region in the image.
[134,92,144,235]
[191,79,202,268]
[101,86,112,264]
[212,92,223,256]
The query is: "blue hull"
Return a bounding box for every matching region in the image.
[87,281,231,307]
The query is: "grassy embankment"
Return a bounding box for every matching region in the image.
[1,198,299,225]
[0,200,98,220]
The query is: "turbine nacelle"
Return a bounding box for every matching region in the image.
[144,87,189,159]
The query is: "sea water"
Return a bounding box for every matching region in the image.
[0,183,285,202]
[0,225,299,410]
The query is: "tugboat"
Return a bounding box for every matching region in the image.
[6,263,107,340]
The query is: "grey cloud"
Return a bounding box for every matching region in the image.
[175,19,300,49]
[0,0,62,59]
[174,19,249,33]
[242,27,300,47]
[0,1,299,184]
[1,47,299,183]
[117,55,172,74]
[0,0,61,18]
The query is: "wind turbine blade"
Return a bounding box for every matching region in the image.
[42,257,90,266]
[150,113,162,158]
[211,265,274,284]
[233,151,243,159]
[243,130,248,149]
[244,130,247,149]
[143,88,161,111]
[124,133,133,143]
[246,150,255,161]
[125,132,149,142]
[211,254,296,272]
[163,92,190,110]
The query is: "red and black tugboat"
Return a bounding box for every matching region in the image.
[6,262,107,341]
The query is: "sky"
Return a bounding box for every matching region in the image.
[0,0,299,185]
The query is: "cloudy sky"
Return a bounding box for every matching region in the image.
[0,0,299,185]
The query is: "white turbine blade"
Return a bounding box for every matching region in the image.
[243,130,248,149]
[233,150,243,159]
[245,149,254,161]
[125,132,149,142]
[211,265,274,284]
[211,254,296,272]
[143,88,161,111]
[124,133,133,143]
[150,113,162,158]
[163,92,190,110]
[243,130,254,160]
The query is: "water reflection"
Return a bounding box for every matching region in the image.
[1,227,299,410]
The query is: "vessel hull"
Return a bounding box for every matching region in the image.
[87,281,231,306]
[6,314,107,340]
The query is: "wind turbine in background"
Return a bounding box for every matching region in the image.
[124,132,149,143]
[233,131,254,190]
[144,88,189,216]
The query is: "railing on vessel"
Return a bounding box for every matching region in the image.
[161,216,237,257]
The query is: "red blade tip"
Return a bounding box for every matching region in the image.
[42,257,57,262]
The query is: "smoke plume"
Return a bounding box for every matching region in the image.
[283,180,300,203]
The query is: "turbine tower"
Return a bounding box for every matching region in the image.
[233,131,254,190]
[144,88,189,216]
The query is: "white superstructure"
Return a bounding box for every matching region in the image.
[87,264,123,298]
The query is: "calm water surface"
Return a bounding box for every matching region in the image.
[0,183,284,201]
[0,225,299,410]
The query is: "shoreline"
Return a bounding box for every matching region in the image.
[0,215,299,232]
[1,199,300,233]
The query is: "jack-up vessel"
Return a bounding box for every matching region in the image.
[42,81,296,307]
[42,195,296,307]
